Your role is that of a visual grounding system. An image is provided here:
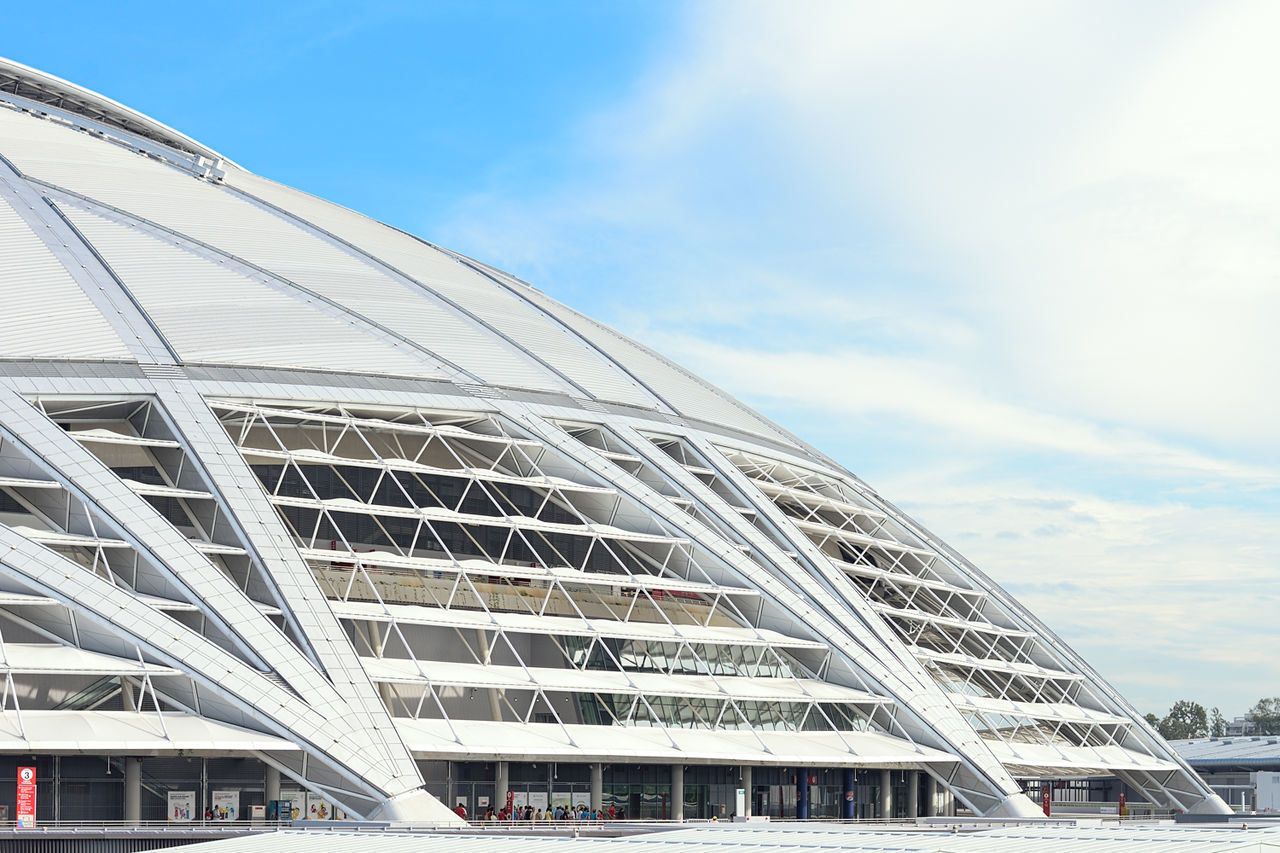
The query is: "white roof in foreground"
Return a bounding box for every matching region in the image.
[175,823,1280,853]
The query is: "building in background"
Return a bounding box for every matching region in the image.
[0,57,1229,823]
[1172,738,1280,814]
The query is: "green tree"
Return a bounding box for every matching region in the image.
[1250,697,1280,735]
[1144,712,1159,728]
[1209,707,1227,737]
[1157,700,1208,740]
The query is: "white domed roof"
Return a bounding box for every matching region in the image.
[0,58,794,446]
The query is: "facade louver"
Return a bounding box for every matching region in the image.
[0,57,1228,822]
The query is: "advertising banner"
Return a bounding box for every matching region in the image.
[16,766,36,828]
[552,790,571,810]
[528,790,548,811]
[167,790,195,822]
[211,790,239,821]
[306,792,332,821]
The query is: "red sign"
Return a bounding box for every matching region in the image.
[1118,792,1127,817]
[17,766,36,828]
[1041,784,1051,817]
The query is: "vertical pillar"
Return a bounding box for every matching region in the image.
[671,764,684,821]
[796,768,810,820]
[476,629,504,721]
[878,769,892,820]
[265,765,281,804]
[925,774,938,816]
[590,763,603,812]
[496,762,509,812]
[906,771,919,819]
[842,768,856,819]
[741,766,753,819]
[124,758,141,824]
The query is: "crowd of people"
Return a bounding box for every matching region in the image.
[475,803,627,822]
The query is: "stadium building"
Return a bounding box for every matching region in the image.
[0,57,1229,824]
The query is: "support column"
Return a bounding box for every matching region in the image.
[265,765,281,804]
[496,762,509,813]
[796,768,810,819]
[590,763,603,812]
[842,768,856,819]
[741,766,753,819]
[906,771,919,819]
[671,764,684,821]
[879,769,892,820]
[476,629,503,721]
[124,758,141,824]
[925,774,938,816]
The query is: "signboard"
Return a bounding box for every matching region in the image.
[552,790,571,810]
[1118,792,1127,817]
[211,790,239,821]
[167,790,195,822]
[1041,785,1051,817]
[528,790,548,811]
[736,787,746,817]
[305,792,331,821]
[16,766,35,828]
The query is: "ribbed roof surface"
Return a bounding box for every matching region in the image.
[175,823,1280,853]
[0,62,792,445]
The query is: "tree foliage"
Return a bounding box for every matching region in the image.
[1209,707,1227,737]
[1156,700,1208,740]
[1250,697,1280,735]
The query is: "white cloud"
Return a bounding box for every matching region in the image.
[883,473,1280,713]
[432,0,1280,713]
[649,331,1277,487]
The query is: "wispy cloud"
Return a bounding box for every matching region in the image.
[432,0,1280,713]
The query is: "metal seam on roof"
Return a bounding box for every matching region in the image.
[226,181,604,401]
[0,56,230,164]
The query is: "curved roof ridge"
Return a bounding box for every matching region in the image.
[0,56,234,166]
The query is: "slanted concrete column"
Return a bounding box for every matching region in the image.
[925,774,938,816]
[265,765,281,804]
[741,765,753,818]
[906,771,919,819]
[496,761,509,811]
[476,629,503,721]
[879,769,892,820]
[124,758,141,824]
[671,764,684,821]
[590,763,603,812]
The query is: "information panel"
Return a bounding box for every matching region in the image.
[16,767,36,828]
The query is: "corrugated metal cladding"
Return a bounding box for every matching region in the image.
[0,837,207,852]
[0,108,565,393]
[229,173,665,411]
[0,192,129,359]
[164,824,1280,853]
[513,283,792,443]
[58,204,447,379]
[0,101,796,434]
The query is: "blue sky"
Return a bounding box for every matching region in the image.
[6,1,1277,719]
